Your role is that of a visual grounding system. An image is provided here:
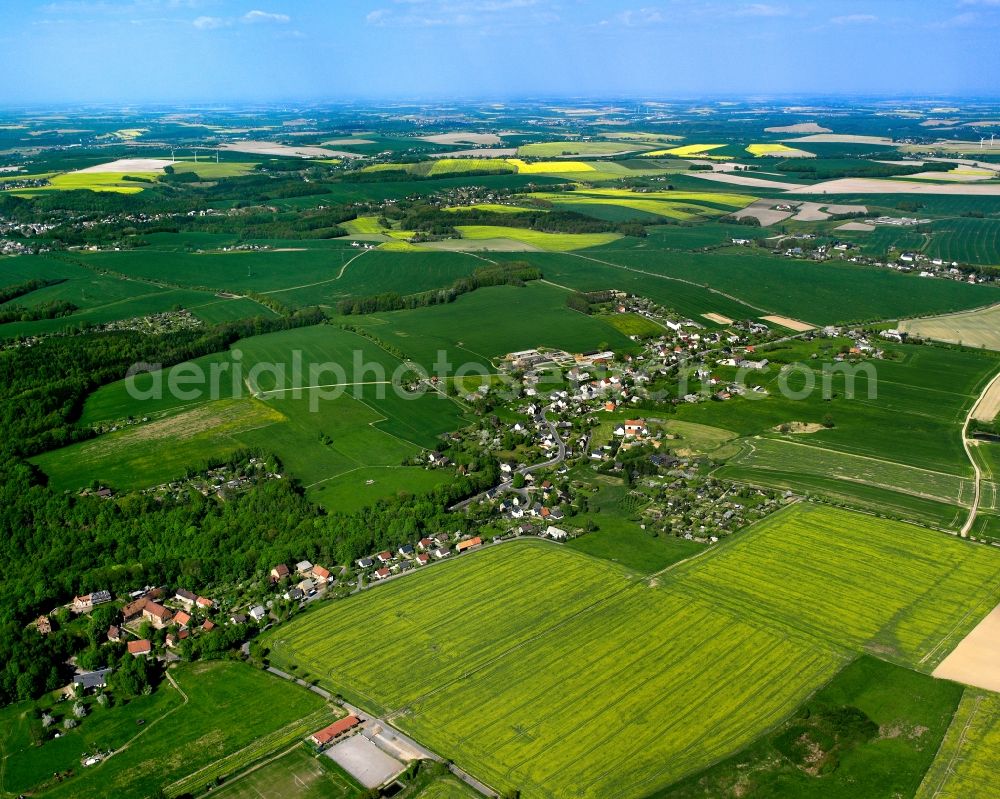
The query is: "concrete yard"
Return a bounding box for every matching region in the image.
[324,734,405,789]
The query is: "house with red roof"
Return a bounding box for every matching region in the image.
[308,715,360,747]
[128,639,152,657]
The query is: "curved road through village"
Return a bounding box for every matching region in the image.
[450,406,566,511]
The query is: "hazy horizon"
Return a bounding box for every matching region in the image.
[3,0,999,104]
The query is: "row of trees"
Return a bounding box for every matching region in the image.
[336,261,542,316]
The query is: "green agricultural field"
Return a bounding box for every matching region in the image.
[351,281,635,369]
[491,250,762,322]
[666,504,1000,667]
[660,656,963,799]
[1,661,327,799]
[362,159,516,178]
[31,398,287,491]
[532,187,755,212]
[517,141,654,156]
[722,435,973,509]
[668,341,999,478]
[543,247,1000,325]
[599,311,666,337]
[926,217,1000,266]
[76,246,485,310]
[900,302,1000,350]
[0,254,273,338]
[209,746,360,799]
[341,215,387,235]
[35,325,469,501]
[265,540,844,799]
[454,225,621,251]
[267,503,1000,798]
[915,689,1000,799]
[720,464,968,530]
[9,171,159,195]
[169,159,259,179]
[415,778,481,798]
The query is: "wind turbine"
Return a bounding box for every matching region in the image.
[170,148,175,164]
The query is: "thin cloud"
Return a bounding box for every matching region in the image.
[242,10,291,24]
[193,15,227,29]
[735,3,789,17]
[831,13,878,24]
[365,0,550,28]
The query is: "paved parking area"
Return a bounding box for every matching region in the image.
[324,734,405,788]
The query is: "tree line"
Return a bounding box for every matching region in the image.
[336,261,542,315]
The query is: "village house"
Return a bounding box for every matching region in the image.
[174,588,197,608]
[356,556,373,569]
[398,544,415,558]
[295,560,313,575]
[418,537,434,551]
[374,567,391,580]
[142,601,173,628]
[72,590,112,613]
[196,596,213,610]
[270,564,290,583]
[121,597,147,623]
[456,536,482,553]
[249,605,267,622]
[173,611,192,629]
[376,551,393,565]
[546,526,568,540]
[128,639,152,657]
[36,615,51,635]
[308,715,360,748]
[202,619,216,632]
[312,565,332,582]
[432,546,451,560]
[107,625,120,642]
[416,553,430,566]
[74,668,112,691]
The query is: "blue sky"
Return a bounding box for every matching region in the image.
[2,0,999,103]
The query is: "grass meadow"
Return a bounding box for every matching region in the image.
[209,746,360,799]
[659,656,963,799]
[1,662,327,799]
[35,324,469,501]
